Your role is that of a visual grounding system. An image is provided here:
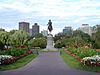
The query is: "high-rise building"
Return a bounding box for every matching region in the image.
[19,22,30,33]
[63,26,73,36]
[32,23,39,36]
[79,24,92,36]
[41,30,48,37]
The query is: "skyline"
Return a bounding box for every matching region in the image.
[0,0,100,35]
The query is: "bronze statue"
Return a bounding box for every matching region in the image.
[47,19,53,33]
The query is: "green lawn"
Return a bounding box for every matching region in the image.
[60,50,100,72]
[0,54,37,70]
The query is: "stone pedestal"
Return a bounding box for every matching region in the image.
[46,34,53,50]
[44,34,57,51]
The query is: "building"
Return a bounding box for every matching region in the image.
[29,29,32,36]
[63,26,73,36]
[79,24,92,36]
[41,30,48,37]
[19,22,30,33]
[32,23,39,36]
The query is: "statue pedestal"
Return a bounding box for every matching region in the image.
[44,34,57,51]
[46,34,53,50]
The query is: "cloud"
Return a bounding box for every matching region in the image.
[0,0,100,35]
[0,0,100,16]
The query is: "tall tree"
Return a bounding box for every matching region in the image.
[10,30,29,46]
[0,31,9,49]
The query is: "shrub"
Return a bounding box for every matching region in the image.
[29,38,47,49]
[67,48,99,58]
[54,40,65,48]
[4,48,28,57]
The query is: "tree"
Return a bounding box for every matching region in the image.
[96,24,100,32]
[92,32,100,48]
[10,30,29,47]
[54,32,66,43]
[0,28,5,31]
[35,33,44,38]
[0,31,9,49]
[62,37,86,48]
[54,40,65,48]
[73,30,92,45]
[54,30,92,48]
[9,30,18,34]
[91,24,100,49]
[28,38,47,48]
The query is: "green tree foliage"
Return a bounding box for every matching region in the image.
[54,40,65,48]
[92,24,100,49]
[92,32,100,48]
[10,30,29,46]
[0,31,10,50]
[9,30,18,34]
[28,38,47,48]
[54,33,66,43]
[74,30,92,44]
[73,30,91,42]
[35,33,44,38]
[63,37,86,48]
[0,31,9,44]
[54,30,92,48]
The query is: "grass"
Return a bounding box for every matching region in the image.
[0,54,37,71]
[60,50,100,72]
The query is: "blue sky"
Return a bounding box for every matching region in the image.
[0,0,100,35]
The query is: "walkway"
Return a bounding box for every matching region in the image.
[0,52,100,75]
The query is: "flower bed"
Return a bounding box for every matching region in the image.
[0,50,33,65]
[1,48,32,57]
[0,55,16,65]
[65,48,100,67]
[67,48,99,58]
[81,55,100,66]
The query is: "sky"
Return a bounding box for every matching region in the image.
[0,0,100,35]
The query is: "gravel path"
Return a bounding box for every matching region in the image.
[0,52,100,75]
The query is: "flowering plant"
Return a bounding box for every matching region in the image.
[0,55,12,60]
[81,55,100,66]
[0,55,16,65]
